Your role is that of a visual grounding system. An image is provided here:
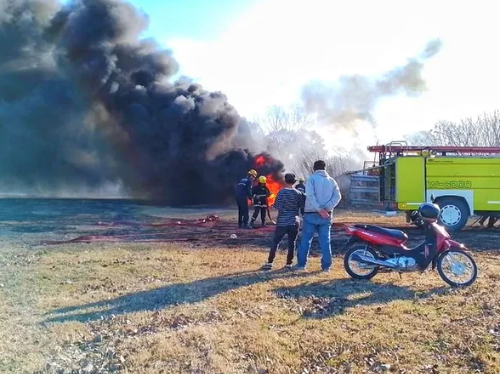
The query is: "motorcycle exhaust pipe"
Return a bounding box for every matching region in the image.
[351,253,398,269]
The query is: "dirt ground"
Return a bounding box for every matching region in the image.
[1,199,500,374]
[0,198,496,251]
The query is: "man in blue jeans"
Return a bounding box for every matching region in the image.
[296,160,341,272]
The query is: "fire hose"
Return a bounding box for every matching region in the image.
[253,194,276,225]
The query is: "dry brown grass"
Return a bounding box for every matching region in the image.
[1,238,500,374]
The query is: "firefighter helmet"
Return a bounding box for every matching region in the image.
[248,169,258,178]
[258,176,267,184]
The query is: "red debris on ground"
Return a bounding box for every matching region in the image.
[39,215,351,247]
[40,215,277,246]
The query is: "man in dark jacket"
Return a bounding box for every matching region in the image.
[250,176,271,228]
[295,178,306,216]
[235,169,257,228]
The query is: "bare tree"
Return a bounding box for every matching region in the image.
[478,110,500,146]
[431,119,483,146]
[264,104,313,133]
[406,110,500,147]
[265,105,289,132]
[404,130,438,146]
[262,104,359,179]
[288,103,314,130]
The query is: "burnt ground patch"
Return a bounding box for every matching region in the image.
[0,198,498,252]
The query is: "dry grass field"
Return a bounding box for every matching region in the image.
[0,200,499,373]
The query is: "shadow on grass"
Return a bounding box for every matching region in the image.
[274,278,448,319]
[45,268,316,324]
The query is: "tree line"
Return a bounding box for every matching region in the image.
[251,104,358,180]
[406,110,500,147]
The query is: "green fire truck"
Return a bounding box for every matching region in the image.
[368,142,500,231]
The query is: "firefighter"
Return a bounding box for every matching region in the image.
[235,169,258,229]
[295,178,306,216]
[250,176,271,228]
[295,178,305,193]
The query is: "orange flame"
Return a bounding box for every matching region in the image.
[253,154,284,206]
[265,174,282,206]
[255,155,266,167]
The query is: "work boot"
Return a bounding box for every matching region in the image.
[261,221,266,227]
[249,220,255,229]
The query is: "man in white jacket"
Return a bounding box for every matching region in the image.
[296,160,341,271]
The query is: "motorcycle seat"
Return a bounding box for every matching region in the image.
[354,224,408,241]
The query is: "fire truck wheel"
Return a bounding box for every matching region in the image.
[437,197,469,232]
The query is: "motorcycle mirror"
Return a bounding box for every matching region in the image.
[430,194,435,202]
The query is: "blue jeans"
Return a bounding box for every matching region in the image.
[297,213,332,270]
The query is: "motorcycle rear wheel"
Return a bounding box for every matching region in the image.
[437,249,477,287]
[344,245,379,280]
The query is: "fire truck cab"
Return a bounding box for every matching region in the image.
[369,141,500,231]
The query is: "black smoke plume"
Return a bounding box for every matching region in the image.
[0,0,283,204]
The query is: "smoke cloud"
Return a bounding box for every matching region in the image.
[301,39,443,130]
[0,0,282,204]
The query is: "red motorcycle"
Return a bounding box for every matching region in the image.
[342,201,478,287]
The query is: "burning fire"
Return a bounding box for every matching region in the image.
[255,155,266,168]
[251,153,285,207]
[265,174,282,206]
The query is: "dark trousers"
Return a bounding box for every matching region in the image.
[251,206,266,225]
[268,225,298,264]
[236,197,249,227]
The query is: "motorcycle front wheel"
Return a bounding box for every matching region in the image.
[344,245,379,280]
[437,249,478,287]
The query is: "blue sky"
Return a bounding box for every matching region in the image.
[117,0,500,151]
[126,0,258,40]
